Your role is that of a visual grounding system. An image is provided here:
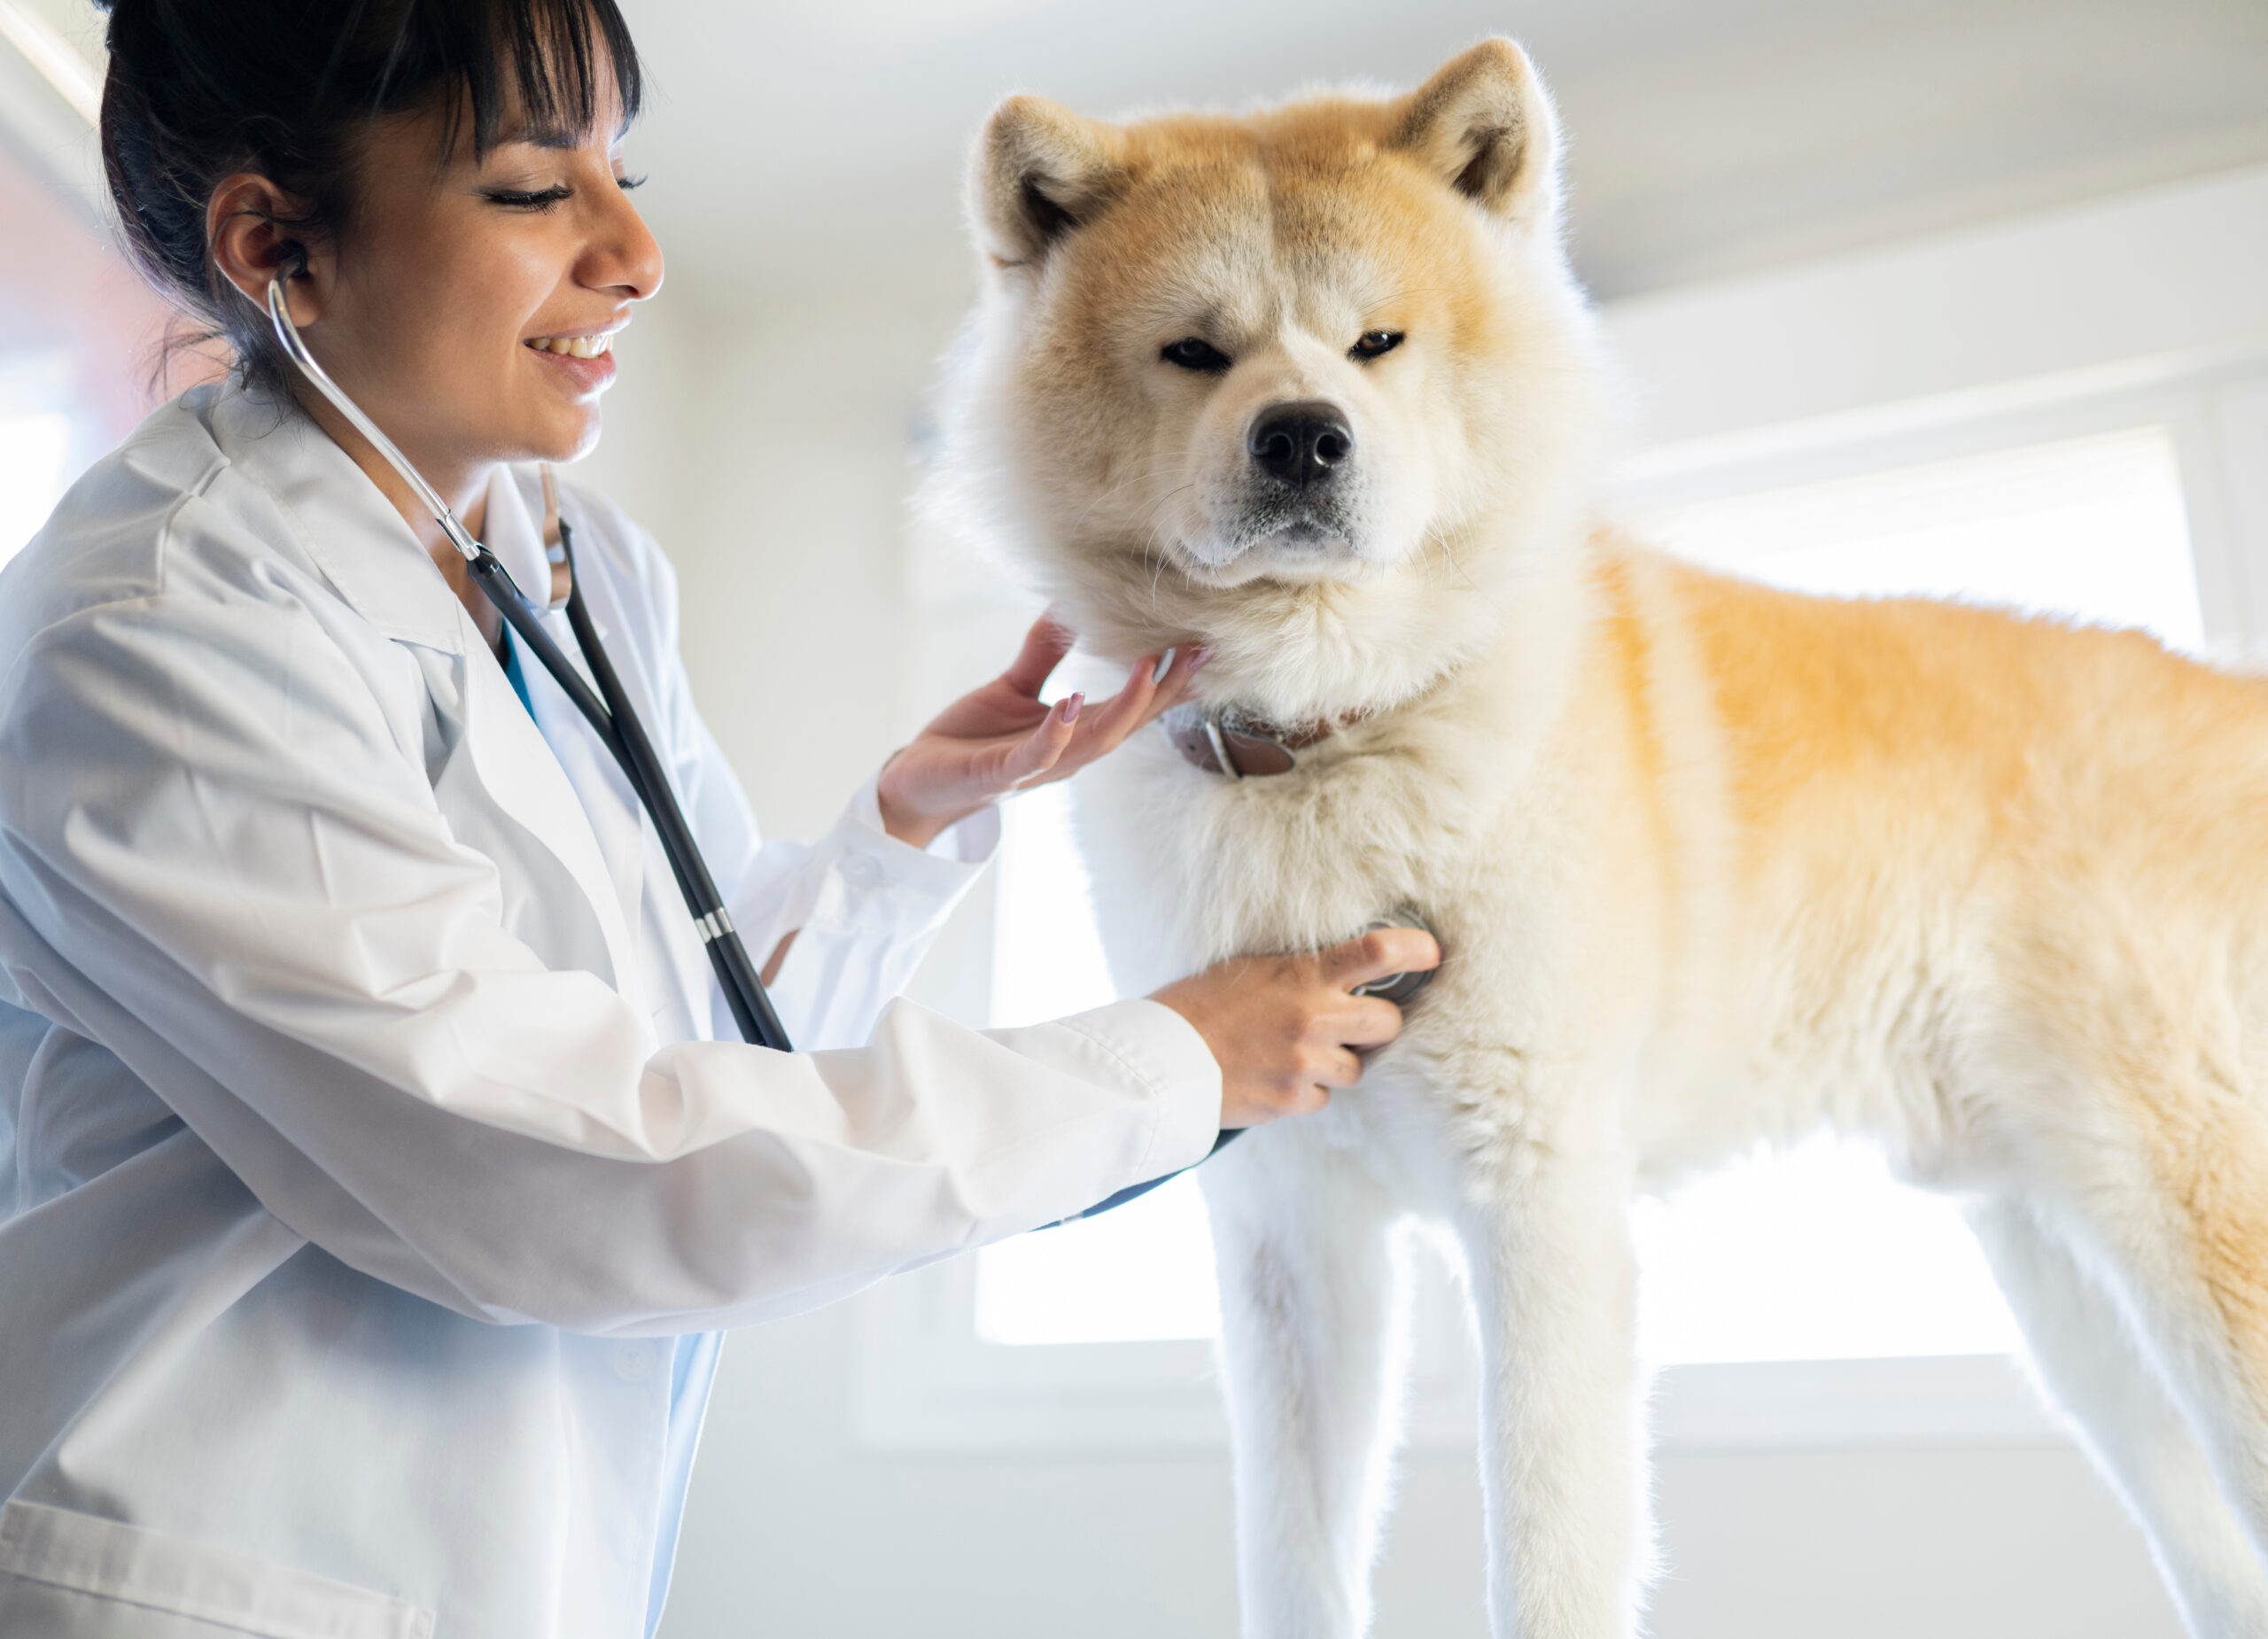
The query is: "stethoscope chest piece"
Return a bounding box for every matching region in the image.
[1348,905,1439,1007]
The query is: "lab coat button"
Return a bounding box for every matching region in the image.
[614,1344,656,1384]
[842,853,883,890]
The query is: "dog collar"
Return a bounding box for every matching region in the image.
[1162,702,1367,779]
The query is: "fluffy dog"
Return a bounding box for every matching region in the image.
[932,37,2268,1638]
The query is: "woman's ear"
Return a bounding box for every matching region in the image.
[967,95,1127,270]
[206,173,323,324]
[1392,38,1563,233]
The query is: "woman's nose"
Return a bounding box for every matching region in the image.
[588,188,664,303]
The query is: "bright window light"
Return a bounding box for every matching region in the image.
[976,1170,1220,1347]
[1651,427,2202,650]
[0,413,71,570]
[980,427,2198,1362]
[989,777,1120,1032]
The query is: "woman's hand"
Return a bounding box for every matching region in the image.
[875,613,1208,849]
[1151,928,1445,1129]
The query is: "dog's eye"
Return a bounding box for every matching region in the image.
[1161,338,1233,374]
[1350,330,1404,361]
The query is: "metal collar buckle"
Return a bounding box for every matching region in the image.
[1164,703,1306,778]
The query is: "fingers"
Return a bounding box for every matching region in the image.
[1321,926,1444,992]
[1001,691,1084,785]
[1333,993,1409,1051]
[1140,643,1209,719]
[999,610,1077,699]
[1074,653,1168,750]
[1036,646,1210,781]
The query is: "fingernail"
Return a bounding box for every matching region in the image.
[1062,693,1084,723]
[1150,647,1177,686]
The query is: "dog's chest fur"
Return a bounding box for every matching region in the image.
[1069,574,1699,1180]
[1067,542,2012,1194]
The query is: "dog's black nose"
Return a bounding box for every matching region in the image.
[1247,400,1353,487]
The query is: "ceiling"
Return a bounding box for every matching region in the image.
[616,0,2268,306]
[14,0,2268,307]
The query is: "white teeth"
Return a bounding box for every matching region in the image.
[527,333,612,357]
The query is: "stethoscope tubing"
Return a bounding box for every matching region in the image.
[467,538,792,1053]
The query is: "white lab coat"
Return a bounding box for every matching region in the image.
[0,382,1221,1638]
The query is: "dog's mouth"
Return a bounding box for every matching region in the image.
[1191,496,1359,572]
[1243,492,1348,540]
[1267,517,1338,548]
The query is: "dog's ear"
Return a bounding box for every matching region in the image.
[1393,39,1561,231]
[969,96,1127,268]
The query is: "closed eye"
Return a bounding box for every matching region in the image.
[484,184,573,212]
[1350,330,1404,361]
[1161,337,1232,374]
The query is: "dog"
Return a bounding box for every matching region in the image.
[929,37,2268,1638]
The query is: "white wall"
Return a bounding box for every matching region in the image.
[587,173,2268,1639]
[577,283,967,842]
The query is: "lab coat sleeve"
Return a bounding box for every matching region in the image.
[685,723,999,1053]
[617,507,1000,1051]
[0,591,1223,1336]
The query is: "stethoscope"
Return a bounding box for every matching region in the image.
[263,278,1435,1225]
[265,279,791,1053]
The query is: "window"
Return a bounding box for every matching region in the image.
[977,425,2201,1367]
[1651,426,2202,651]
[0,97,190,567]
[0,408,70,568]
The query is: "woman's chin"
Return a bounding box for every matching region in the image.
[508,409,603,469]
[559,415,604,464]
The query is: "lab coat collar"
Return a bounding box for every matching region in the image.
[474,462,558,617]
[483,468,661,1013]
[481,475,715,1039]
[205,380,470,655]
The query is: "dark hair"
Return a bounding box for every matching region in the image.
[96,0,644,393]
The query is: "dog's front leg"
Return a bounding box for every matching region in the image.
[1454,1145,1650,1639]
[1203,1125,1410,1639]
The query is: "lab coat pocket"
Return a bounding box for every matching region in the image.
[0,1501,434,1639]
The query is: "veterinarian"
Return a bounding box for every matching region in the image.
[0,2,1440,1635]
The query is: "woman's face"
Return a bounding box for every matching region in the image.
[299,71,661,483]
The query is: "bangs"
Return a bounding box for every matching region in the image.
[369,0,645,156]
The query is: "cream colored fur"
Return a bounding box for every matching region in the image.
[931,38,2268,1639]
